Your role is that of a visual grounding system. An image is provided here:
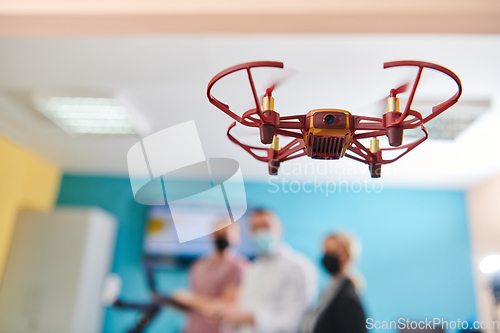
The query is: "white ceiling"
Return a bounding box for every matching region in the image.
[0,35,499,189]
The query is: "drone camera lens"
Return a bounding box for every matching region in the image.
[324,115,336,125]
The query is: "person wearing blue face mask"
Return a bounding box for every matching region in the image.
[205,209,318,333]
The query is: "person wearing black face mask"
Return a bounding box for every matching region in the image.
[214,235,230,252]
[173,220,248,333]
[322,253,342,275]
[302,233,367,333]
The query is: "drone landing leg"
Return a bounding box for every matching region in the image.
[369,163,382,178]
[268,159,280,175]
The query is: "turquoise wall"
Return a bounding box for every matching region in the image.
[57,174,476,333]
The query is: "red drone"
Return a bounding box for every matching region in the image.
[207,61,462,178]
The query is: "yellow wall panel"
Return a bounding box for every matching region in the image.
[0,135,60,281]
[0,138,25,204]
[21,152,61,210]
[0,205,18,279]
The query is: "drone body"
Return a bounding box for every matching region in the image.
[303,109,352,160]
[207,61,462,178]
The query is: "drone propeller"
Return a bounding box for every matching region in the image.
[375,81,410,106]
[255,68,296,107]
[389,82,410,97]
[264,75,287,94]
[360,81,411,116]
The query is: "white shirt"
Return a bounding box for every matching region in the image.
[237,245,318,333]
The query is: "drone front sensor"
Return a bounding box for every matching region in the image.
[207,60,462,178]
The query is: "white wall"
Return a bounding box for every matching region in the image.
[468,173,500,332]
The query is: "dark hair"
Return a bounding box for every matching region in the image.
[251,207,273,214]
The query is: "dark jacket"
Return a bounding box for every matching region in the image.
[313,278,367,333]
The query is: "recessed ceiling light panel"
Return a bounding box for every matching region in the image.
[403,99,491,140]
[35,96,137,135]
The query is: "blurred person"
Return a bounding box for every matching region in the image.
[302,233,367,333]
[207,209,318,333]
[173,220,248,333]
